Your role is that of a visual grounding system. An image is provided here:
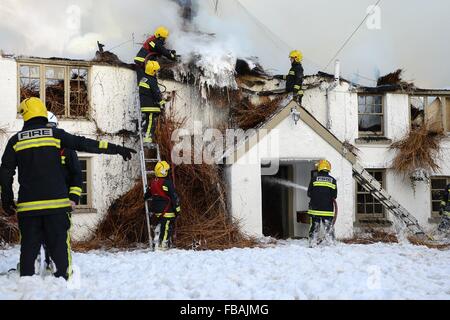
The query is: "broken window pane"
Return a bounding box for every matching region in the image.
[45,66,65,116]
[19,65,41,102]
[69,68,89,117]
[359,115,382,133]
[358,94,384,135]
[411,95,445,131]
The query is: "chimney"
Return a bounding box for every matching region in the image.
[334,59,340,84]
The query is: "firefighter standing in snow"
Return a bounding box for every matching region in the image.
[134,26,177,82]
[144,161,181,250]
[139,60,166,145]
[0,98,136,279]
[438,183,450,232]
[43,112,84,272]
[307,159,337,246]
[274,50,304,105]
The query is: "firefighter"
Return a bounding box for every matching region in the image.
[307,159,337,247]
[139,60,166,145]
[134,26,177,82]
[438,184,450,233]
[45,112,83,272]
[0,98,136,279]
[144,161,181,250]
[274,50,304,105]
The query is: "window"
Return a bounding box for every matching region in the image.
[18,62,90,118]
[430,177,450,219]
[19,65,40,100]
[45,66,66,116]
[69,68,89,117]
[358,95,384,136]
[78,157,92,208]
[410,95,450,132]
[356,169,386,220]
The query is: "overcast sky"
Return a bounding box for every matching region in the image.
[0,0,449,88]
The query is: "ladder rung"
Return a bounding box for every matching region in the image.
[145,159,159,162]
[146,171,155,175]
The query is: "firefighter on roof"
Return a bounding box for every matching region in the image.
[274,50,304,105]
[134,26,177,82]
[144,161,181,250]
[139,60,166,145]
[307,159,337,247]
[0,98,136,279]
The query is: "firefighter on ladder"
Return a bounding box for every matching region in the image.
[0,98,136,279]
[134,26,177,82]
[144,161,181,250]
[438,183,450,233]
[307,159,337,247]
[139,60,166,146]
[274,50,304,105]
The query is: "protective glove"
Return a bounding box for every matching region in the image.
[2,201,16,216]
[170,50,178,61]
[273,75,285,80]
[117,146,137,161]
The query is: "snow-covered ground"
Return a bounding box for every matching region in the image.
[0,240,449,300]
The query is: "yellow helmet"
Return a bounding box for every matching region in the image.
[155,26,169,39]
[145,60,161,76]
[19,97,48,122]
[289,50,303,63]
[155,161,170,178]
[317,159,331,172]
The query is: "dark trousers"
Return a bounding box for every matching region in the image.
[309,215,334,240]
[142,112,160,142]
[155,217,176,248]
[135,63,145,84]
[18,213,72,279]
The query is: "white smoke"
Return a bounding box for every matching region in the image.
[1,0,449,88]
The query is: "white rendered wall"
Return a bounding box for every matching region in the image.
[0,59,140,241]
[356,93,448,232]
[226,115,355,239]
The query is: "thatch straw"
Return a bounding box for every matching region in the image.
[377,69,415,90]
[342,229,449,250]
[390,124,444,177]
[0,208,20,246]
[342,229,398,245]
[75,110,258,251]
[231,95,285,130]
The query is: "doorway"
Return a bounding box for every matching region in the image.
[261,165,293,239]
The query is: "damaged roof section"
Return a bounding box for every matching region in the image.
[356,69,450,94]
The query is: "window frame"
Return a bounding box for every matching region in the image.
[76,157,93,211]
[357,94,385,137]
[356,169,386,221]
[430,176,450,219]
[409,94,450,132]
[17,61,91,119]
